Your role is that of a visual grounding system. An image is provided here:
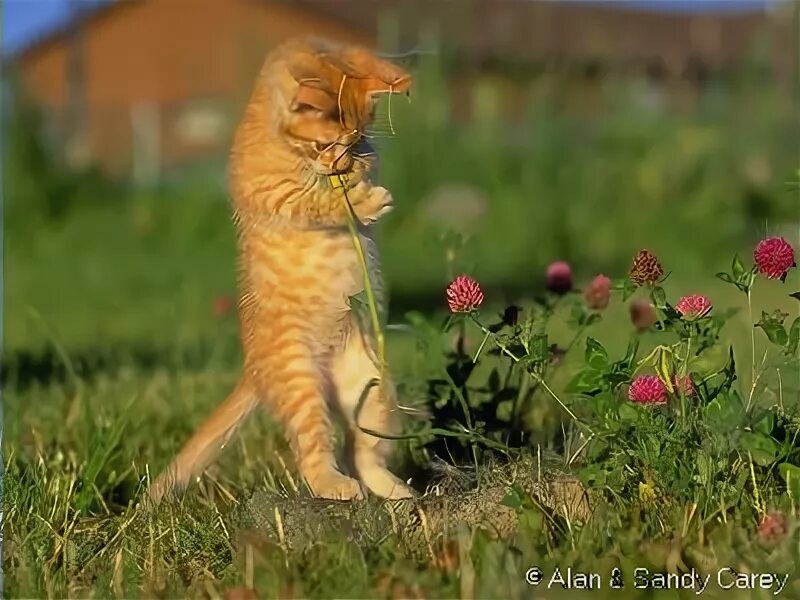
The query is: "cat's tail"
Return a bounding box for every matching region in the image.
[145,379,258,506]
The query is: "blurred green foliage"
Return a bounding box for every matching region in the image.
[4,89,120,230]
[4,57,798,354]
[375,53,799,298]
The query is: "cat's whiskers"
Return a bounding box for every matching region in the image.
[361,131,398,140]
[387,84,395,135]
[375,48,435,59]
[363,124,397,135]
[364,114,399,133]
[367,119,396,132]
[352,150,376,159]
[337,74,347,130]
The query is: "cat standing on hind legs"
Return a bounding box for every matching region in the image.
[147,37,414,505]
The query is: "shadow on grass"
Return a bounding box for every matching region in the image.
[0,338,242,392]
[1,284,540,392]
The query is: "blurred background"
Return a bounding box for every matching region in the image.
[3,0,799,384]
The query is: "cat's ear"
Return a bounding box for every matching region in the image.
[288,52,336,92]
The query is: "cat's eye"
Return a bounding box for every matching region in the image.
[293,84,336,115]
[291,102,323,114]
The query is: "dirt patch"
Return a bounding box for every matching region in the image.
[235,454,594,560]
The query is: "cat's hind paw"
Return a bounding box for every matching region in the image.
[307,469,365,501]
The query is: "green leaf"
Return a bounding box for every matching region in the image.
[584,313,602,327]
[741,269,756,291]
[530,333,549,364]
[790,291,800,302]
[787,317,800,355]
[517,503,546,537]
[586,437,609,462]
[585,337,609,370]
[753,411,775,435]
[656,348,674,393]
[705,392,743,431]
[767,309,789,324]
[689,345,729,378]
[500,483,526,509]
[567,368,604,394]
[695,454,712,486]
[732,254,746,281]
[579,463,607,485]
[715,272,735,285]
[495,400,514,422]
[618,402,640,424]
[738,432,779,466]
[570,301,585,323]
[755,320,788,347]
[778,463,800,502]
[622,338,640,368]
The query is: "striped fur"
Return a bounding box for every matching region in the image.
[147,38,413,504]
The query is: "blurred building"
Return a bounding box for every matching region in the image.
[9,0,796,184]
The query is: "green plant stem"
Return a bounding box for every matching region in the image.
[452,316,481,475]
[468,314,594,435]
[338,177,386,373]
[359,423,511,452]
[745,288,757,413]
[442,367,482,478]
[352,379,509,454]
[649,287,666,332]
[468,314,519,362]
[681,333,692,419]
[510,372,529,436]
[532,374,593,435]
[472,330,491,363]
[564,324,588,355]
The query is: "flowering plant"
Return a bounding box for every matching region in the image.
[397,238,800,527]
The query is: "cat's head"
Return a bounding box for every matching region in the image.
[273,38,412,175]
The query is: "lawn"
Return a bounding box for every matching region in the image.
[4,62,800,598]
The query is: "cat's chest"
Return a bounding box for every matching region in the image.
[325,232,383,299]
[246,227,382,303]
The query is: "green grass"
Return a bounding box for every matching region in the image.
[5,199,800,598]
[4,62,800,598]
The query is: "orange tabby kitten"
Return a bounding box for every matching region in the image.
[147,37,413,503]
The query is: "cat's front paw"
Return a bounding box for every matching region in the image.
[360,467,415,500]
[353,185,394,225]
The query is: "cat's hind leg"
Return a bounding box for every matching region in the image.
[333,326,413,500]
[259,352,363,501]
